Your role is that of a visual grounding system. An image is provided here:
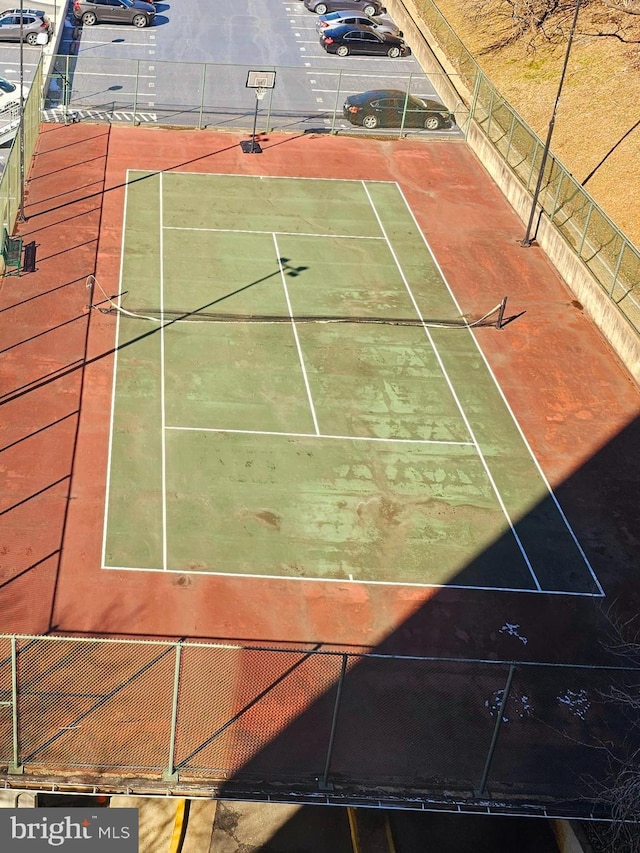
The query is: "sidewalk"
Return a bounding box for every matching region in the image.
[110,796,216,853]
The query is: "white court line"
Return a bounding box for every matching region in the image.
[392,183,605,597]
[161,171,392,184]
[166,426,474,447]
[164,225,383,240]
[273,233,320,435]
[107,173,601,596]
[159,172,168,571]
[101,563,602,596]
[361,180,542,592]
[101,172,132,569]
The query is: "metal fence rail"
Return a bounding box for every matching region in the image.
[1,634,639,814]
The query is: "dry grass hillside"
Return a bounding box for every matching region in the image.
[425,0,640,250]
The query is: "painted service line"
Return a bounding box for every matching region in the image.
[273,232,321,436]
[164,225,385,240]
[166,426,474,447]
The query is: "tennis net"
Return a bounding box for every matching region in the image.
[86,276,511,330]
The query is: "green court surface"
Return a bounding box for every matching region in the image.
[103,172,601,594]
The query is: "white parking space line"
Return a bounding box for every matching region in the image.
[306,70,424,78]
[74,71,155,79]
[78,35,153,44]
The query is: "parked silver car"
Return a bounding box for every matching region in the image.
[316,11,402,37]
[0,9,50,44]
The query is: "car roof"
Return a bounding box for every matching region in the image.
[348,89,408,100]
[325,23,393,36]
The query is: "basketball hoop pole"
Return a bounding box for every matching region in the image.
[249,90,261,154]
[241,71,275,155]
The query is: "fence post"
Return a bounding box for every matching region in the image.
[198,64,207,129]
[163,642,182,782]
[577,203,594,259]
[504,112,516,163]
[486,83,494,139]
[611,239,627,299]
[399,74,411,137]
[131,59,140,126]
[264,79,275,133]
[550,165,565,221]
[319,654,347,791]
[476,664,515,797]
[330,70,342,134]
[469,70,481,136]
[8,636,23,774]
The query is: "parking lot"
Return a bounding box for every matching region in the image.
[42,0,461,135]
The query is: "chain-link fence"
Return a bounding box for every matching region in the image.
[0,58,42,236]
[45,54,468,136]
[1,634,639,814]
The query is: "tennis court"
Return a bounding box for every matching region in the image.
[100,171,601,595]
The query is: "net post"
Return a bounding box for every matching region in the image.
[496,296,507,329]
[86,274,96,311]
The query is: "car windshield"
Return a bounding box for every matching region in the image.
[0,76,16,94]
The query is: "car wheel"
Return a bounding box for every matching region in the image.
[315,2,327,13]
[363,4,377,14]
[132,13,148,27]
[424,115,442,130]
[362,114,378,129]
[387,46,401,58]
[25,32,39,45]
[335,44,349,56]
[82,11,97,24]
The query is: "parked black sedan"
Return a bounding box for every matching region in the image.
[320,25,410,57]
[304,0,386,17]
[343,89,455,129]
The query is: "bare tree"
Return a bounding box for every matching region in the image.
[583,608,640,852]
[469,0,640,52]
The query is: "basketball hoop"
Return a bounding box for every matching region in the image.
[242,70,277,154]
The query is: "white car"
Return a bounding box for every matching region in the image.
[0,75,25,111]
